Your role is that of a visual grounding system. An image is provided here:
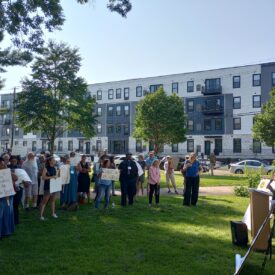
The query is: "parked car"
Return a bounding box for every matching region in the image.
[114,155,138,168]
[229,160,275,174]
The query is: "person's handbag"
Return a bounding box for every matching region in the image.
[230,221,248,246]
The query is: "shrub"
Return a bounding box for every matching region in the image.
[234,186,249,197]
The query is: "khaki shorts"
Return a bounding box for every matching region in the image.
[25,183,38,197]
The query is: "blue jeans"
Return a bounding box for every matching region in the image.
[95,184,111,209]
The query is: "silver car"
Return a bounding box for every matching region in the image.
[229,160,274,174]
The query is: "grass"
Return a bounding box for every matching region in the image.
[0,195,274,274]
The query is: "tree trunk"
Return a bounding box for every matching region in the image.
[49,137,55,155]
[154,143,159,156]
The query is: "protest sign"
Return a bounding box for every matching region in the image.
[0,168,15,198]
[101,169,120,181]
[14,169,31,187]
[70,156,81,166]
[50,177,62,193]
[60,164,70,185]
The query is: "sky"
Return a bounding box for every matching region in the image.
[1,0,275,93]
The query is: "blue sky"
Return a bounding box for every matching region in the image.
[1,0,275,93]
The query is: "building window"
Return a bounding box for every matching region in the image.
[42,140,47,151]
[272,72,275,86]
[116,106,121,116]
[136,86,142,97]
[124,125,129,135]
[97,107,102,116]
[172,82,178,93]
[205,78,221,91]
[14,127,19,137]
[97,90,102,100]
[196,84,201,91]
[187,100,194,112]
[108,89,114,99]
[187,120,194,131]
[124,105,129,116]
[215,139,223,154]
[172,144,178,152]
[124,88,129,100]
[215,118,222,130]
[233,97,241,109]
[272,145,275,153]
[253,139,261,153]
[196,123,202,131]
[204,119,211,131]
[253,95,261,108]
[107,125,114,134]
[79,140,84,152]
[96,140,102,151]
[116,88,121,99]
[233,76,241,88]
[116,125,121,134]
[233,118,241,130]
[6,128,10,136]
[136,140,142,152]
[97,124,102,134]
[68,140,73,151]
[108,106,113,116]
[31,141,36,152]
[233,139,241,153]
[187,81,194,93]
[187,139,194,152]
[22,141,27,147]
[252,74,261,86]
[149,84,163,93]
[58,141,63,152]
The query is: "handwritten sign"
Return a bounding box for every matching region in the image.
[70,156,81,167]
[60,164,70,185]
[101,169,120,181]
[14,168,32,187]
[0,169,15,198]
[50,177,62,193]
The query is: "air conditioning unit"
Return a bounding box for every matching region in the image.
[196,84,201,91]
[201,86,205,93]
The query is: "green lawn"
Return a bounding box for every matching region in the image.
[0,196,274,274]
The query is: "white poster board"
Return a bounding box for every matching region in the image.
[101,169,120,181]
[14,168,32,187]
[50,177,62,193]
[60,164,70,185]
[70,156,81,167]
[0,168,15,198]
[12,145,28,157]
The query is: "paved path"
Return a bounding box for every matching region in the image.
[109,186,234,197]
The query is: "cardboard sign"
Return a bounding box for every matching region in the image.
[101,169,120,181]
[14,168,32,187]
[60,164,70,185]
[70,156,81,167]
[50,177,62,193]
[0,168,15,198]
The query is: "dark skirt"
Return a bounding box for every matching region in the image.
[77,173,90,193]
[0,196,15,238]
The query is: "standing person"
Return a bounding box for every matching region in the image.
[180,155,189,196]
[77,155,91,204]
[40,156,59,220]
[22,152,39,210]
[136,155,146,196]
[145,151,157,194]
[148,159,161,207]
[164,156,178,194]
[60,156,70,210]
[109,156,117,196]
[209,151,216,176]
[92,158,102,202]
[183,153,202,206]
[37,154,46,206]
[95,159,112,209]
[118,153,138,206]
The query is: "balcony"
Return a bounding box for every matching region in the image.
[202,105,224,115]
[202,85,222,95]
[0,105,11,114]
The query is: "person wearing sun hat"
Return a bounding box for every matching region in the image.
[164,155,178,194]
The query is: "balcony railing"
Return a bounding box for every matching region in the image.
[202,105,224,115]
[202,85,222,95]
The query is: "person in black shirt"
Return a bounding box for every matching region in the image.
[118,153,138,206]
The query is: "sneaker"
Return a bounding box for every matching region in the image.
[175,190,179,194]
[167,190,171,193]
[40,216,45,221]
[52,213,58,219]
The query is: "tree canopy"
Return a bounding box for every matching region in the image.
[133,88,187,155]
[0,0,132,88]
[15,40,97,153]
[252,88,275,147]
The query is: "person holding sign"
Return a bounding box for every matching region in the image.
[39,156,59,221]
[148,159,161,207]
[95,159,112,209]
[77,155,91,204]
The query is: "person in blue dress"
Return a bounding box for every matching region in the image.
[95,159,112,209]
[182,152,202,206]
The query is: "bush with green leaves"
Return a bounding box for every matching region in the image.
[234,186,249,197]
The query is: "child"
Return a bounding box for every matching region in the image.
[148,159,161,207]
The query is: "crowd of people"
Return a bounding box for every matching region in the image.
[0,149,203,240]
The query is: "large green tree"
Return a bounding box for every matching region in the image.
[252,88,275,147]
[0,0,132,88]
[15,40,97,154]
[133,88,187,155]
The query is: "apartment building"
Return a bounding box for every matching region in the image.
[1,62,275,160]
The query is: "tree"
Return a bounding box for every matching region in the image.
[0,0,132,88]
[252,88,275,147]
[133,88,187,155]
[15,40,97,154]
